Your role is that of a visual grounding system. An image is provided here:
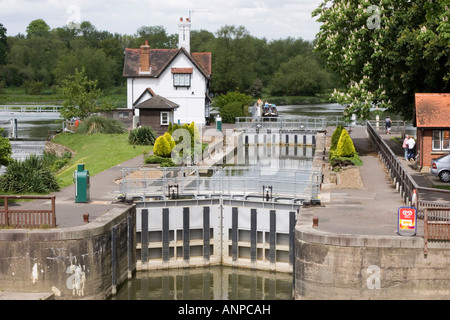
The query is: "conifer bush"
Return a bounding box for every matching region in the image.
[153,134,172,157]
[335,128,356,157]
[329,127,362,169]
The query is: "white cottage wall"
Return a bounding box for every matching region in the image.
[126,52,208,125]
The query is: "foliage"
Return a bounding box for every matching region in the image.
[51,132,149,188]
[76,115,126,134]
[153,134,173,157]
[214,91,252,123]
[329,127,362,169]
[144,154,177,167]
[330,125,344,152]
[0,127,12,167]
[58,68,115,120]
[26,19,50,37]
[269,54,333,96]
[313,0,450,120]
[128,126,157,145]
[41,151,72,172]
[0,23,7,66]
[0,154,60,194]
[335,129,356,158]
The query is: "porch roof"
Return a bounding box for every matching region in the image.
[134,95,179,110]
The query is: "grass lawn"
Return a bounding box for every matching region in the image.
[52,132,150,188]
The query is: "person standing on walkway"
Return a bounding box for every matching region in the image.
[385,116,392,134]
[402,134,409,160]
[407,136,416,161]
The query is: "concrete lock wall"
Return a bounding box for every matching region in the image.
[135,199,298,273]
[294,215,450,300]
[0,206,136,300]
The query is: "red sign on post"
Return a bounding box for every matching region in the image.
[398,207,417,236]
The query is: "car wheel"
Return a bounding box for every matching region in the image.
[439,170,450,182]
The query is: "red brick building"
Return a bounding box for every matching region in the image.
[414,93,450,170]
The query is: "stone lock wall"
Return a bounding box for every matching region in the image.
[295,215,450,300]
[0,206,136,300]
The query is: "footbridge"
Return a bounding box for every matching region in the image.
[0,105,62,120]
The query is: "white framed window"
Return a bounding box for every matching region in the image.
[432,130,450,151]
[160,112,170,125]
[173,73,191,87]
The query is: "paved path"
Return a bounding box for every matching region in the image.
[303,126,417,236]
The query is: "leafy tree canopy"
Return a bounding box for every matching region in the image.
[59,67,114,120]
[313,0,450,120]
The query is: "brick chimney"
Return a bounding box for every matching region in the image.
[139,40,150,74]
[178,17,191,53]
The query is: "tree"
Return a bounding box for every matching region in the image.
[313,0,450,120]
[269,54,332,96]
[26,19,50,38]
[0,23,8,65]
[54,47,118,89]
[0,128,12,168]
[214,91,252,123]
[134,26,177,48]
[209,26,257,94]
[59,67,115,120]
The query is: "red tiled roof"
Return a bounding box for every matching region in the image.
[123,48,211,79]
[415,93,450,128]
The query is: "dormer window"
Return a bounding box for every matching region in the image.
[173,73,191,87]
[172,68,193,88]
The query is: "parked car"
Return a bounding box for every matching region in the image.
[430,153,450,182]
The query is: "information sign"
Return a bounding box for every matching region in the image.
[398,207,417,236]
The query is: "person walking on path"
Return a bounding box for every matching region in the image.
[407,136,416,161]
[385,116,392,134]
[402,134,409,160]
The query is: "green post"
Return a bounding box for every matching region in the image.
[74,164,90,203]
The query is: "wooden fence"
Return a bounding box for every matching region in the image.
[0,195,56,228]
[424,207,450,255]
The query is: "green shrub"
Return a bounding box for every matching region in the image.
[128,126,157,145]
[335,128,356,157]
[163,132,176,149]
[76,115,127,134]
[153,135,172,157]
[144,154,176,167]
[41,151,72,172]
[0,154,60,194]
[214,91,252,123]
[330,125,343,152]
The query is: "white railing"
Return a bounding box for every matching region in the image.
[119,166,322,203]
[235,116,327,131]
[0,105,62,119]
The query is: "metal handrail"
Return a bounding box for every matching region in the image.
[366,121,450,214]
[119,166,322,203]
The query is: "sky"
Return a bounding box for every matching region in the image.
[0,0,323,40]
